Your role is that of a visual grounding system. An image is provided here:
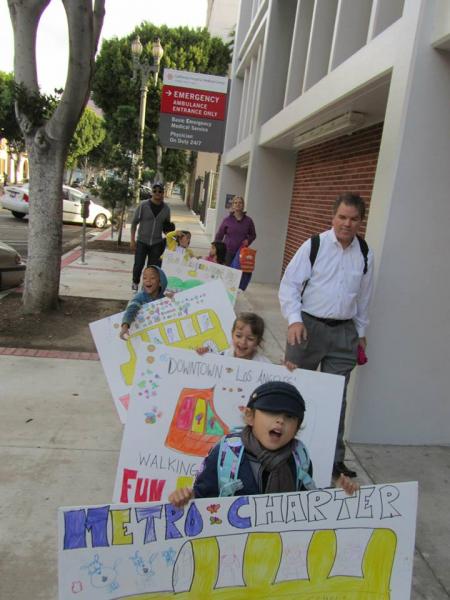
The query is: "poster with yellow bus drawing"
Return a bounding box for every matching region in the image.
[58,481,418,600]
[113,345,345,502]
[89,280,236,423]
[162,250,242,304]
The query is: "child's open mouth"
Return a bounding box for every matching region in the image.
[269,429,282,440]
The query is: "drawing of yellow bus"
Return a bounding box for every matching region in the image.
[120,309,229,386]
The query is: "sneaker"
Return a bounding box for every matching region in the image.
[332,461,357,478]
[131,283,138,291]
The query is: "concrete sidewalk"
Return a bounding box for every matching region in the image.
[0,194,448,599]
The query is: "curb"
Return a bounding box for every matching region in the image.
[0,347,99,361]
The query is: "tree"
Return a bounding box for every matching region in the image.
[0,70,23,150]
[91,105,139,244]
[7,0,105,313]
[66,107,106,178]
[92,24,231,181]
[0,70,27,183]
[161,147,188,194]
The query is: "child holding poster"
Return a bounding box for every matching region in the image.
[197,313,270,363]
[169,381,358,506]
[165,229,194,258]
[120,266,168,340]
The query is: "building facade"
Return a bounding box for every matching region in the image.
[185,0,240,227]
[207,0,240,42]
[0,138,29,185]
[216,0,450,444]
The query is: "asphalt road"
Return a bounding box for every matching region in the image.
[0,208,98,258]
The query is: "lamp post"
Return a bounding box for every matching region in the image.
[131,35,164,205]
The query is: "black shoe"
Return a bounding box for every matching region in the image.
[333,461,357,478]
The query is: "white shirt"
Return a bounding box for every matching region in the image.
[279,229,374,336]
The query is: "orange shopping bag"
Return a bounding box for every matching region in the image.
[239,247,256,273]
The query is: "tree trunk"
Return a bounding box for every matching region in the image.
[23,140,66,312]
[156,144,163,182]
[117,204,126,246]
[15,155,21,183]
[7,0,105,313]
[118,157,133,245]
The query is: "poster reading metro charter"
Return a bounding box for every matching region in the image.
[58,482,418,600]
[162,250,241,305]
[113,345,345,503]
[90,280,236,423]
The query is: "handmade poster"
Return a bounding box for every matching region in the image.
[90,280,236,423]
[113,345,345,502]
[58,481,418,600]
[162,250,241,304]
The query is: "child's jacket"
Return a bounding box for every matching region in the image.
[122,266,168,326]
[193,434,314,498]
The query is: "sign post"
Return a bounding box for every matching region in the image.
[80,197,90,265]
[159,69,229,153]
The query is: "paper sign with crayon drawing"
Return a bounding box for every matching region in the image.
[58,481,418,599]
[113,345,345,503]
[90,280,236,423]
[162,250,241,304]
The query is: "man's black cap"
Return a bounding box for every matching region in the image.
[247,381,305,419]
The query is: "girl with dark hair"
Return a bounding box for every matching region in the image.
[204,241,227,265]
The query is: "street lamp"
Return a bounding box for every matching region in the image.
[131,35,164,204]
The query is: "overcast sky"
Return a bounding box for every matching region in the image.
[0,0,208,93]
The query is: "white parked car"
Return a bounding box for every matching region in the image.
[1,184,112,229]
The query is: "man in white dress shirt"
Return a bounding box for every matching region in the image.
[279,193,374,479]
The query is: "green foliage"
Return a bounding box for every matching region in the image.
[161,148,188,184]
[106,105,140,153]
[93,25,230,118]
[0,71,23,150]
[142,167,156,185]
[14,82,60,127]
[97,175,131,212]
[0,71,63,152]
[92,23,231,181]
[82,104,137,189]
[66,108,106,168]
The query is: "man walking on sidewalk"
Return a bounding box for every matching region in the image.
[130,182,171,291]
[279,193,374,479]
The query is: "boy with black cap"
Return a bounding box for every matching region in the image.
[169,381,357,507]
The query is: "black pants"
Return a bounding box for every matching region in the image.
[132,240,165,284]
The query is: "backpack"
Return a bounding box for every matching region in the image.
[310,233,369,274]
[302,233,369,297]
[216,433,316,497]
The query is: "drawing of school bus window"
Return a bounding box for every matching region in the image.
[120,309,229,387]
[120,528,397,600]
[165,387,229,457]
